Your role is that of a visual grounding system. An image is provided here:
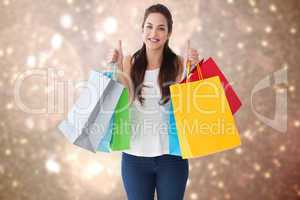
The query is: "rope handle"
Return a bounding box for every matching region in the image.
[186,60,203,83]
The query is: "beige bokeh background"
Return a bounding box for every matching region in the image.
[0,0,299,199]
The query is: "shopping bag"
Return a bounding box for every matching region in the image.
[181,57,241,114]
[110,88,131,150]
[169,62,241,159]
[95,72,114,152]
[95,68,131,152]
[168,101,181,156]
[58,70,124,153]
[168,60,204,156]
[96,115,114,152]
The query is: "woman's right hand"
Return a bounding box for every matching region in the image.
[107,40,123,71]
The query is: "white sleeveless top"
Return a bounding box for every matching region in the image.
[123,68,171,157]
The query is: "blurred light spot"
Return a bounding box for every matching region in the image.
[217,51,223,58]
[26,55,36,67]
[83,162,104,180]
[5,149,11,156]
[19,138,28,145]
[264,171,271,179]
[227,0,234,4]
[196,25,203,32]
[290,27,297,34]
[95,31,105,43]
[81,29,89,40]
[272,159,281,167]
[6,103,13,110]
[207,163,214,170]
[60,14,73,29]
[279,145,286,152]
[3,0,10,6]
[219,32,225,38]
[6,47,13,55]
[103,17,118,34]
[249,0,256,7]
[261,40,268,47]
[72,26,79,32]
[294,120,300,128]
[269,4,277,12]
[131,7,138,17]
[45,158,61,174]
[289,85,295,92]
[51,34,63,49]
[212,170,217,176]
[265,26,272,33]
[237,42,244,49]
[66,153,78,162]
[25,117,35,129]
[253,8,259,14]
[218,181,224,189]
[225,193,231,199]
[283,63,289,70]
[235,147,243,154]
[85,4,91,10]
[246,25,253,33]
[220,157,229,165]
[75,7,81,13]
[12,180,19,188]
[97,6,104,14]
[190,192,198,199]
[244,129,253,141]
[254,163,261,171]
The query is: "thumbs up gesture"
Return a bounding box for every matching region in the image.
[108,40,124,71]
[183,40,200,68]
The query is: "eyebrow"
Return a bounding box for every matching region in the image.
[145,22,166,27]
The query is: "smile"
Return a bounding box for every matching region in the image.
[148,38,160,43]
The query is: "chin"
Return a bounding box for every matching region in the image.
[145,42,164,51]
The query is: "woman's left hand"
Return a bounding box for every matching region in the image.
[184,40,200,67]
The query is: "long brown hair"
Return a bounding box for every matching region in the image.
[130,4,180,105]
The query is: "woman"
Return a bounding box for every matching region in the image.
[109,4,200,200]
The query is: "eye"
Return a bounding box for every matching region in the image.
[145,25,152,29]
[159,27,165,31]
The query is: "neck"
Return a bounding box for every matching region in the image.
[146,47,164,70]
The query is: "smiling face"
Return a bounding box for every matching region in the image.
[142,13,171,50]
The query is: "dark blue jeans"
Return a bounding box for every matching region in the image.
[121,152,189,200]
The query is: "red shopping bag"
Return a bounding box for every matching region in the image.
[181,57,242,114]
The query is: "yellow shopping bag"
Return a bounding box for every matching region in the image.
[169,62,241,159]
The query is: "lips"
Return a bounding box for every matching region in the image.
[148,38,160,43]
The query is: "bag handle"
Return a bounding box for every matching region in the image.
[106,61,118,80]
[186,60,203,83]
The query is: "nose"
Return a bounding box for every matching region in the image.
[150,28,159,38]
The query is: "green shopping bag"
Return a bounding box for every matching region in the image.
[110,88,131,150]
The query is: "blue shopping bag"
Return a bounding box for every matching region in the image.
[168,100,181,156]
[96,113,114,152]
[96,71,114,152]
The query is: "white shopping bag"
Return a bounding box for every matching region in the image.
[58,70,124,152]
